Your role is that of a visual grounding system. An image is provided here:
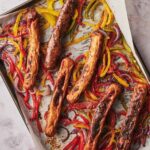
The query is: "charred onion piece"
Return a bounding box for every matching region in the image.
[44,0,76,70]
[84,84,121,150]
[67,32,104,103]
[45,58,74,136]
[117,84,147,150]
[23,11,40,89]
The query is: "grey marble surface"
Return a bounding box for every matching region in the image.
[0,77,36,150]
[126,0,150,72]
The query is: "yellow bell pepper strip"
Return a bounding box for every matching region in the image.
[46,0,60,15]
[59,0,64,5]
[85,90,99,101]
[73,121,90,130]
[122,36,131,52]
[130,72,147,84]
[100,0,114,26]
[84,0,96,19]
[100,47,111,77]
[35,7,57,30]
[0,37,20,55]
[65,33,91,47]
[100,53,106,74]
[67,9,78,34]
[90,0,101,21]
[101,10,108,28]
[35,7,59,17]
[13,10,26,36]
[83,21,95,27]
[17,53,23,69]
[108,130,115,147]
[113,73,129,88]
[94,10,107,30]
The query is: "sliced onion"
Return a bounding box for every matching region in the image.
[42,85,51,96]
[5,44,15,52]
[3,59,11,73]
[120,73,133,84]
[99,29,108,37]
[113,24,121,43]
[70,129,78,134]
[57,126,70,142]
[14,76,25,93]
[29,87,37,95]
[81,129,87,141]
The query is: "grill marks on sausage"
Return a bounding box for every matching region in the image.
[45,58,74,137]
[44,0,76,70]
[67,32,104,103]
[84,84,121,150]
[117,84,147,150]
[53,76,65,107]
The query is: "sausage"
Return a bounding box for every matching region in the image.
[23,13,40,89]
[44,0,76,70]
[67,32,104,103]
[84,84,121,150]
[45,57,74,136]
[117,84,147,150]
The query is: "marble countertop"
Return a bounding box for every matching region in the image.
[0,77,35,150]
[126,0,150,72]
[0,0,150,150]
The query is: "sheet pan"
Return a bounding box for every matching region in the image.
[0,0,149,149]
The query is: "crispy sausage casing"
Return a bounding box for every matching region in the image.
[84,84,121,150]
[44,0,76,70]
[23,17,40,89]
[45,58,74,137]
[117,84,147,150]
[67,32,104,103]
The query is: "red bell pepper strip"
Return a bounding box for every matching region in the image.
[79,130,85,150]
[24,90,32,110]
[46,72,55,86]
[76,113,89,125]
[63,135,80,150]
[30,93,42,132]
[109,110,117,127]
[104,144,113,150]
[116,110,127,117]
[1,52,15,74]
[77,0,86,26]
[107,32,116,47]
[111,52,130,67]
[36,118,42,133]
[15,66,24,84]
[75,54,85,63]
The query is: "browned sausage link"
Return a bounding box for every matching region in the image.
[44,0,76,70]
[23,16,40,89]
[117,84,147,150]
[84,84,121,150]
[67,32,104,103]
[45,58,74,136]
